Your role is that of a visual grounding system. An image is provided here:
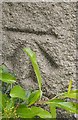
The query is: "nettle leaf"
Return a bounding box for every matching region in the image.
[10,85,26,100]
[0,64,16,83]
[23,48,42,96]
[17,105,52,118]
[28,90,40,106]
[61,90,78,99]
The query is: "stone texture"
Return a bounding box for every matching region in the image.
[0,4,2,65]
[2,2,77,118]
[0,4,2,93]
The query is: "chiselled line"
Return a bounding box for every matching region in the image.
[3,27,58,37]
[34,40,59,68]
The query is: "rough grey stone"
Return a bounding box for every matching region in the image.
[2,2,77,118]
[0,4,2,65]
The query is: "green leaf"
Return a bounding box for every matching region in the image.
[23,48,42,96]
[46,99,78,114]
[0,112,2,119]
[46,99,64,104]
[56,102,78,114]
[10,85,26,100]
[0,64,16,83]
[16,105,52,118]
[31,106,52,118]
[61,90,78,99]
[0,64,9,73]
[28,90,40,106]
[5,98,14,110]
[25,90,32,99]
[68,80,72,94]
[49,104,56,118]
[0,91,2,111]
[0,91,9,110]
[16,105,35,118]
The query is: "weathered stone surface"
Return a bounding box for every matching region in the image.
[0,4,2,65]
[0,4,2,92]
[2,2,77,101]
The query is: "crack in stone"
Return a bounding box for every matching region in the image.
[3,27,58,37]
[3,26,58,70]
[34,40,59,68]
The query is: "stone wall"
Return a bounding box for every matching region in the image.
[2,2,77,118]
